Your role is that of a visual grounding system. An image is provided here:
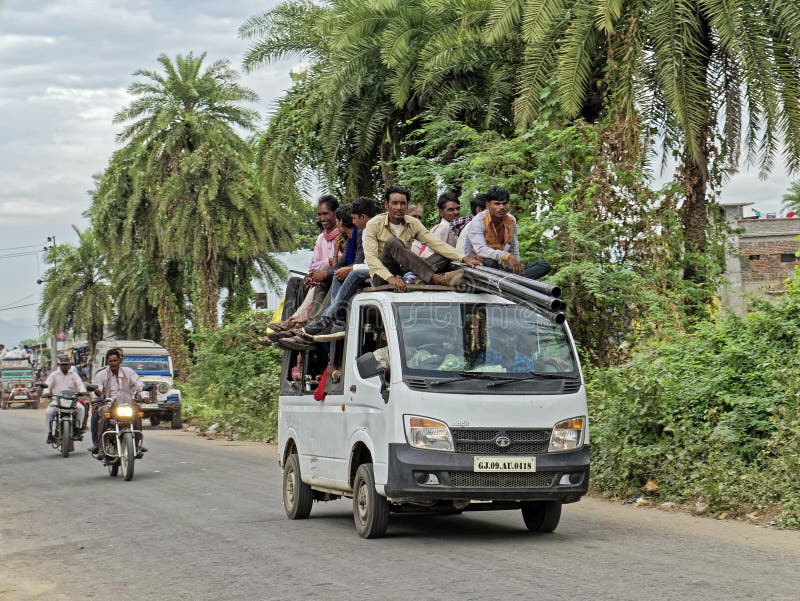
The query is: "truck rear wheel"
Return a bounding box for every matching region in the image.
[283,453,312,519]
[352,463,389,539]
[521,500,562,532]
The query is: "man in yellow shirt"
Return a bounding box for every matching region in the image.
[362,186,481,291]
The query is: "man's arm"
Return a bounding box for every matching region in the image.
[508,218,520,260]
[91,369,105,396]
[72,372,87,393]
[413,220,468,262]
[362,218,394,282]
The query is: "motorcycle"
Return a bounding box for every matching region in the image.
[93,383,154,481]
[47,390,84,458]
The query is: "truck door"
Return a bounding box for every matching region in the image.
[345,304,391,487]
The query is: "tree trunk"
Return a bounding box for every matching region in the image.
[379,135,395,188]
[679,154,708,283]
[197,259,219,330]
[151,272,189,378]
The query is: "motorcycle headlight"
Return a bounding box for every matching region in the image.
[158,382,169,394]
[115,406,134,418]
[548,417,585,452]
[404,415,454,451]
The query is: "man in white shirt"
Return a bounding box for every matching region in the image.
[429,191,460,247]
[90,348,147,457]
[44,356,87,444]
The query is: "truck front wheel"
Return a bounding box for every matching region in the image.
[170,408,182,429]
[521,500,562,532]
[352,463,389,539]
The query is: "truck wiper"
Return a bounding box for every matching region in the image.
[485,372,571,388]
[429,371,516,386]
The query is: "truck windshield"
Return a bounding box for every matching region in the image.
[395,303,577,376]
[123,355,171,376]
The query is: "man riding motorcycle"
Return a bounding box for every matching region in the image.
[89,348,148,459]
[44,355,87,444]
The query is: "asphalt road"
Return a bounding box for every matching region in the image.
[1,407,798,601]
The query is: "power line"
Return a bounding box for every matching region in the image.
[0,251,41,260]
[0,243,42,251]
[0,292,37,310]
[0,302,38,312]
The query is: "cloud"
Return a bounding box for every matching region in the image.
[0,33,58,50]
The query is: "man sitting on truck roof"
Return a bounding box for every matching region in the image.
[362,185,481,292]
[301,196,380,341]
[279,202,370,349]
[467,186,550,281]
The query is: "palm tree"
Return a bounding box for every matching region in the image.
[89,148,192,374]
[39,227,113,360]
[240,0,515,200]
[782,181,800,214]
[113,52,267,330]
[480,0,800,283]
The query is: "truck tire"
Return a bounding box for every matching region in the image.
[521,500,562,532]
[352,463,389,539]
[283,453,313,519]
[170,408,182,429]
[149,416,161,427]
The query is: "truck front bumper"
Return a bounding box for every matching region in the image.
[384,443,589,505]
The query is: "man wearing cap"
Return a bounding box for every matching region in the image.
[44,356,87,444]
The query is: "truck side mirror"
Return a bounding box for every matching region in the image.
[356,353,389,404]
[356,353,382,379]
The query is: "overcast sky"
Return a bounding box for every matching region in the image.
[0,0,796,345]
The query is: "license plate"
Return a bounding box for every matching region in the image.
[14,395,28,399]
[473,456,537,472]
[140,403,159,409]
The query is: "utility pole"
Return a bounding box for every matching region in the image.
[42,235,57,370]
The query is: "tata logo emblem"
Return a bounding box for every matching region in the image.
[495,435,511,448]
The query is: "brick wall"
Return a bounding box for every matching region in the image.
[736,218,800,293]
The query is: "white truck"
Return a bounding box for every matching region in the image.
[92,339,182,429]
[278,287,589,538]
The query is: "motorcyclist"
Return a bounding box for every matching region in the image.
[44,355,87,444]
[89,348,148,459]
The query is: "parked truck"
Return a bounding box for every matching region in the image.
[1,356,37,409]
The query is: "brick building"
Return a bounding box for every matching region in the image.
[721,202,800,314]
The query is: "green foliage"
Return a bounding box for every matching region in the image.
[38,227,113,357]
[587,291,800,527]
[183,311,281,439]
[396,114,721,365]
[781,181,800,214]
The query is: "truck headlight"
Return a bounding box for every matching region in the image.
[549,417,585,452]
[158,382,169,394]
[404,415,454,451]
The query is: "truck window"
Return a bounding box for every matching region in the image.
[358,305,385,356]
[396,302,577,376]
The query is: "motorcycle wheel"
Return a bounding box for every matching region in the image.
[60,417,71,458]
[120,433,135,481]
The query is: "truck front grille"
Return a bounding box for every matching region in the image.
[448,471,555,488]
[451,429,551,454]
